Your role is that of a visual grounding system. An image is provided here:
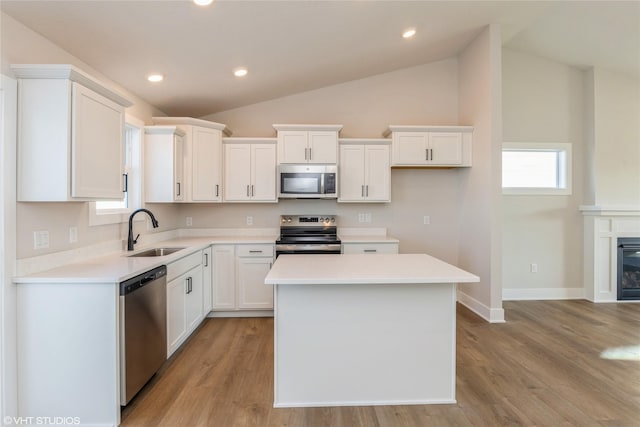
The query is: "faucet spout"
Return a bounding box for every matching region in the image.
[127,208,159,251]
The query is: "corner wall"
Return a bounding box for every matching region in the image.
[457,25,504,322]
[501,49,585,300]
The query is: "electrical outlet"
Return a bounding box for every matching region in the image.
[246,216,253,226]
[530,263,538,273]
[365,213,372,223]
[423,215,431,225]
[33,230,49,249]
[69,226,78,243]
[186,216,193,227]
[358,213,366,223]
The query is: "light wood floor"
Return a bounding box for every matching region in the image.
[121,301,640,426]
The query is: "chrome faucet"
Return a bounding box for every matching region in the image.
[127,208,159,251]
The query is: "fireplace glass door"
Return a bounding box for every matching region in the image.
[618,238,640,300]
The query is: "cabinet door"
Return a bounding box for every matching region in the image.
[429,132,462,165]
[192,127,222,201]
[223,144,251,201]
[237,257,274,309]
[308,131,337,163]
[173,135,185,201]
[338,145,365,201]
[364,145,390,201]
[167,275,187,356]
[202,247,213,314]
[212,245,236,310]
[185,265,203,334]
[392,133,428,166]
[71,82,125,199]
[277,131,308,163]
[251,144,277,201]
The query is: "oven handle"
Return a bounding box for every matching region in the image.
[276,244,342,253]
[619,244,640,249]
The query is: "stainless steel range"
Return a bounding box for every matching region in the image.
[275,215,341,256]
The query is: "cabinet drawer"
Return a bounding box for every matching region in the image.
[236,244,274,257]
[167,251,202,281]
[342,243,399,254]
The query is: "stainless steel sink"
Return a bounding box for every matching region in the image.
[128,247,185,257]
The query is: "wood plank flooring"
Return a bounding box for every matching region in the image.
[121,301,640,426]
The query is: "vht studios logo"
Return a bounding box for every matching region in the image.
[4,416,81,425]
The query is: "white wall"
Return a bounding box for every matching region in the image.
[501,49,585,300]
[198,59,466,263]
[591,68,640,206]
[456,25,504,322]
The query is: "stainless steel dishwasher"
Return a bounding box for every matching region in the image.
[119,265,167,406]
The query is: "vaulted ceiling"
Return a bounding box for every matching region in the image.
[2,1,638,117]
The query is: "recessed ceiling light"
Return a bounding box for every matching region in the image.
[147,74,164,83]
[402,29,417,39]
[193,0,214,6]
[233,68,248,77]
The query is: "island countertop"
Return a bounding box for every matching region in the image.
[265,253,479,285]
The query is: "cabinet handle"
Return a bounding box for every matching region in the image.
[185,277,191,294]
[430,148,433,161]
[215,184,219,197]
[364,249,377,253]
[304,148,308,160]
[309,147,312,160]
[204,253,209,267]
[246,185,250,197]
[251,185,255,197]
[425,149,429,161]
[361,185,365,197]
[122,173,128,193]
[249,250,263,254]
[366,185,369,197]
[177,182,181,196]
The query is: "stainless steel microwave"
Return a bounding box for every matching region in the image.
[278,164,337,199]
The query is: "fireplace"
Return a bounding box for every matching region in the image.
[618,238,640,300]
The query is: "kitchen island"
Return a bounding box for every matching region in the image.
[264,254,479,408]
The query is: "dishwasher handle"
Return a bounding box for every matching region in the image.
[120,265,167,296]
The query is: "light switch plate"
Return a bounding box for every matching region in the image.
[69,226,78,243]
[34,230,49,249]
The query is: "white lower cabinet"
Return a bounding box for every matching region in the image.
[342,242,399,254]
[211,244,274,314]
[167,251,204,357]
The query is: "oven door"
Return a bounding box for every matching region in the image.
[275,244,342,257]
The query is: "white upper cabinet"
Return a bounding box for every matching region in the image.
[144,126,185,202]
[338,139,390,202]
[12,64,133,202]
[384,126,473,167]
[274,124,342,164]
[151,117,230,203]
[223,138,277,202]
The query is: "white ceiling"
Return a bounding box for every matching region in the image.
[2,1,638,117]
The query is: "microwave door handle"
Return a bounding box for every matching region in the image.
[320,173,325,194]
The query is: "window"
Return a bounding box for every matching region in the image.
[89,115,143,225]
[502,143,572,195]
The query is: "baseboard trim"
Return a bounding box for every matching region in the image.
[503,287,585,301]
[456,291,505,323]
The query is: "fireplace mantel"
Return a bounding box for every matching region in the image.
[581,206,640,302]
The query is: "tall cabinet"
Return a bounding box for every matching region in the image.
[151,117,230,202]
[12,64,133,201]
[144,126,186,202]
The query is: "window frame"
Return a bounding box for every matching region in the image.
[89,114,144,226]
[502,142,572,196]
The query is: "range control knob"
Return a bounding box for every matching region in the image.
[287,217,292,223]
[331,217,335,223]
[320,217,325,222]
[281,217,287,223]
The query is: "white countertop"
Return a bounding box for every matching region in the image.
[265,254,479,285]
[14,236,277,284]
[339,235,399,244]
